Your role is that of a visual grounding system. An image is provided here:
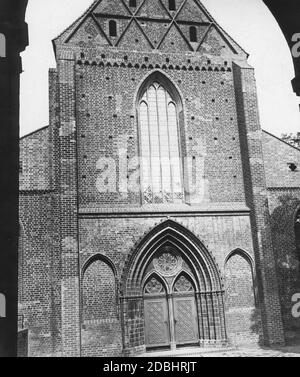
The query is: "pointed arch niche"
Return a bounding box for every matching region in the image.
[225,249,259,344]
[121,220,227,353]
[136,71,187,205]
[81,255,122,357]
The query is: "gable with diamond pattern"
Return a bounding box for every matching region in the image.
[54,0,247,57]
[68,16,110,46]
[197,24,236,56]
[158,23,192,52]
[176,0,211,23]
[136,0,170,19]
[116,19,152,50]
[94,0,131,16]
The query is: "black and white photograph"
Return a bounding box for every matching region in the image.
[0,0,300,362]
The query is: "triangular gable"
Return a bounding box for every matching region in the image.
[197,24,237,56]
[53,0,248,59]
[176,0,211,23]
[158,23,192,52]
[140,20,169,48]
[116,19,153,51]
[160,0,186,15]
[136,0,171,19]
[179,24,210,51]
[68,16,111,46]
[123,0,143,14]
[53,0,100,45]
[95,17,130,46]
[93,0,131,16]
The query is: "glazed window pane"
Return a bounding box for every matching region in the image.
[139,83,183,203]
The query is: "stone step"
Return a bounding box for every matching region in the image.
[139,346,236,358]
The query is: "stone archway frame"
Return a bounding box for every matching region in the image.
[122,219,224,295]
[120,219,227,352]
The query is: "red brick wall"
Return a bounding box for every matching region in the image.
[233,62,284,345]
[57,55,81,357]
[263,131,300,189]
[75,55,246,208]
[19,121,62,356]
[20,127,50,191]
[18,70,62,357]
[19,192,61,356]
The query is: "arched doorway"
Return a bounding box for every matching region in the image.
[143,249,199,350]
[121,220,226,354]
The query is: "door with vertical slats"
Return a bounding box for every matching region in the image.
[144,276,170,348]
[173,275,199,345]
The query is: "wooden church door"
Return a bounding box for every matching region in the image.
[173,275,199,346]
[144,273,199,349]
[144,276,170,348]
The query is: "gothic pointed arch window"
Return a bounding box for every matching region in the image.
[144,275,166,296]
[138,79,184,204]
[173,273,195,293]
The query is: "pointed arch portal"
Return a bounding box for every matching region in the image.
[121,220,227,352]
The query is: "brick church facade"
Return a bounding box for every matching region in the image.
[18,0,300,357]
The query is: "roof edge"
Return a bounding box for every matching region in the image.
[195,0,249,58]
[52,0,98,45]
[20,125,49,141]
[263,129,300,153]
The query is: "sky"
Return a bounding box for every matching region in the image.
[20,0,300,137]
